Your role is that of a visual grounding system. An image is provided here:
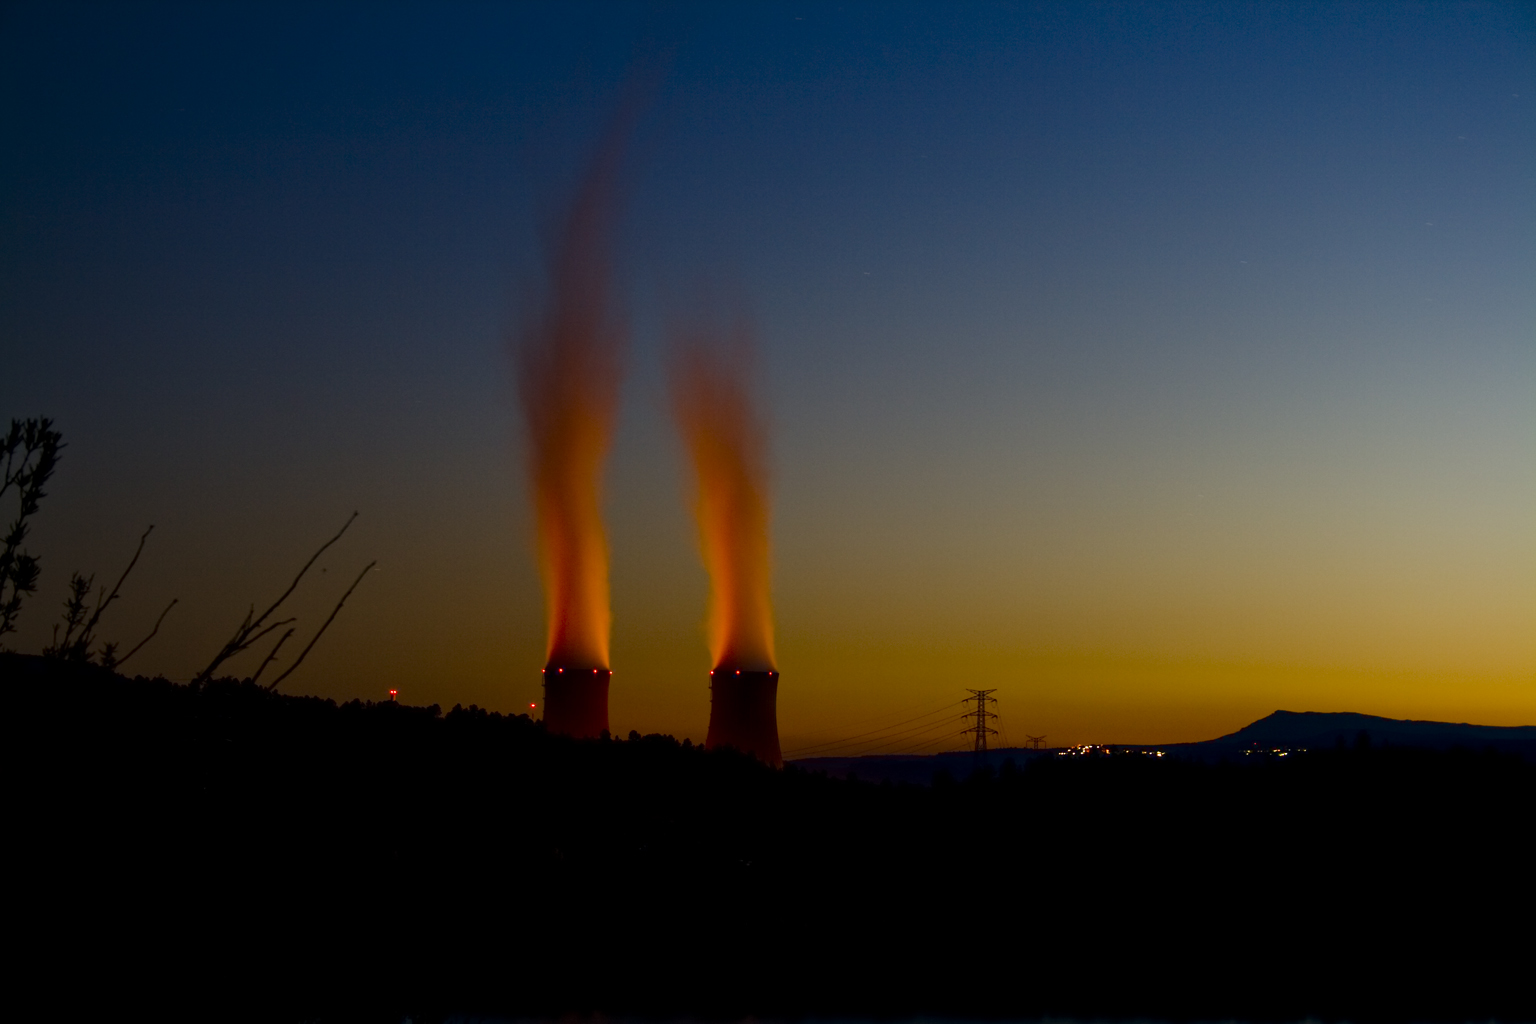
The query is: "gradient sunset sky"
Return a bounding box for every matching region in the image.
[3,2,1532,750]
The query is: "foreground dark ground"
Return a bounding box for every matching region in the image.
[8,654,1533,1023]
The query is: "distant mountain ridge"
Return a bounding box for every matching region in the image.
[1179,709,1536,757]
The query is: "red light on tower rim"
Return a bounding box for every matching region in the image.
[388,689,398,701]
[541,662,609,738]
[704,665,781,767]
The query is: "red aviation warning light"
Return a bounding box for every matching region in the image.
[388,689,398,702]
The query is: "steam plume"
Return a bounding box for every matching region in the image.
[670,329,775,673]
[672,322,782,765]
[519,130,627,679]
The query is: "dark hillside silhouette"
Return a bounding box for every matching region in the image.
[1172,709,1536,760]
[9,654,1532,1023]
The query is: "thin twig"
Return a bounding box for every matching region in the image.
[80,525,153,641]
[0,441,15,498]
[193,512,359,684]
[47,572,93,654]
[250,627,296,687]
[268,560,376,690]
[194,611,296,685]
[243,616,298,650]
[116,597,178,667]
[251,511,358,635]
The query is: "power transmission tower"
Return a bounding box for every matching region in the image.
[1025,734,1046,751]
[961,689,998,760]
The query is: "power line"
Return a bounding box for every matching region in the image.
[878,717,974,755]
[792,694,962,738]
[784,699,964,754]
[782,700,966,757]
[884,730,968,756]
[796,714,967,758]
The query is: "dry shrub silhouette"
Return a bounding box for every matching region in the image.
[43,525,174,669]
[0,418,63,646]
[2,418,177,668]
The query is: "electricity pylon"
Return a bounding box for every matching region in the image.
[962,689,998,759]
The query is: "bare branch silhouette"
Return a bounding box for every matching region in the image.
[250,626,296,687]
[116,597,179,668]
[79,525,153,642]
[253,512,358,631]
[193,512,359,685]
[268,560,376,691]
[243,616,298,650]
[44,525,161,664]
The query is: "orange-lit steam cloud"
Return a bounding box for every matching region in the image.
[671,330,775,673]
[518,134,627,674]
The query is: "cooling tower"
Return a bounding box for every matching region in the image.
[542,664,611,738]
[705,667,781,767]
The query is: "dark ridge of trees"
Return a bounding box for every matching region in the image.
[9,654,1532,1024]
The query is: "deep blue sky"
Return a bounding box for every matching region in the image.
[3,2,1532,745]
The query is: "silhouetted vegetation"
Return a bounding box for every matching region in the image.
[193,510,376,689]
[0,414,370,685]
[0,417,63,645]
[42,525,158,668]
[9,655,1531,1023]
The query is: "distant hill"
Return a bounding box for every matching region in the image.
[791,710,1535,781]
[1171,709,1536,760]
